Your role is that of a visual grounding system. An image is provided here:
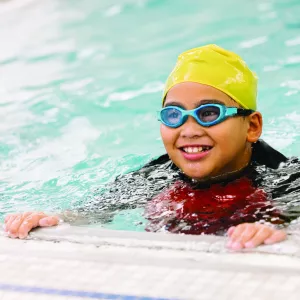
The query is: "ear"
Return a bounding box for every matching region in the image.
[246,112,263,143]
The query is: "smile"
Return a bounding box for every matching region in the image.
[181,146,212,153]
[179,145,213,161]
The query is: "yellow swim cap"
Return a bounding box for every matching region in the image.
[163,44,257,110]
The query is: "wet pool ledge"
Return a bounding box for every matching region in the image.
[0,225,299,300]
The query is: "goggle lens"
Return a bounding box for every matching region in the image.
[161,107,183,126]
[196,105,220,123]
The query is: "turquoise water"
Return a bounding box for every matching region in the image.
[1,0,300,230]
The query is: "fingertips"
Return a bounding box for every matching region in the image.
[227,240,243,250]
[227,224,251,250]
[3,212,54,239]
[26,213,46,228]
[4,214,13,223]
[4,214,17,230]
[39,216,59,227]
[18,219,34,239]
[226,226,244,250]
[13,213,44,238]
[244,226,272,248]
[8,215,25,238]
[264,230,287,245]
[5,215,19,236]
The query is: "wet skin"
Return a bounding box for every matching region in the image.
[161,82,262,181]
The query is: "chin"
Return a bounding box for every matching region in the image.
[181,168,212,181]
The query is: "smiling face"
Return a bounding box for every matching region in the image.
[160,82,262,181]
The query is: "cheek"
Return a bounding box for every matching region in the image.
[211,120,247,150]
[160,125,177,150]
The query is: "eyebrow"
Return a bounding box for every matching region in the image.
[164,99,225,108]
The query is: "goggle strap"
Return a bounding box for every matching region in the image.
[236,108,254,116]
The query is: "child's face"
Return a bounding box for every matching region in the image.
[161,82,258,180]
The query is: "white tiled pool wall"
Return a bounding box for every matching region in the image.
[0,225,299,300]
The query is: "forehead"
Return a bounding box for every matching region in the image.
[165,82,237,107]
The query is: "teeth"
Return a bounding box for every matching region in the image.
[182,146,212,153]
[183,147,204,153]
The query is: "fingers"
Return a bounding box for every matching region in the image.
[4,214,13,223]
[227,224,251,250]
[4,215,18,236]
[244,226,273,248]
[227,223,287,250]
[7,214,25,238]
[227,226,235,237]
[228,223,257,250]
[4,212,58,239]
[17,213,45,239]
[39,216,60,227]
[5,212,44,239]
[3,213,33,234]
[264,230,287,245]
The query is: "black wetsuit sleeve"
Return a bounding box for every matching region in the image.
[251,139,287,169]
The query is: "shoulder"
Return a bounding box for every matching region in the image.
[134,154,177,177]
[251,139,288,169]
[140,154,171,168]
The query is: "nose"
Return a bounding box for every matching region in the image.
[180,116,206,138]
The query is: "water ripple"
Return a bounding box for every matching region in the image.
[239,36,268,49]
[1,0,300,227]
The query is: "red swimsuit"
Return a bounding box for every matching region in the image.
[145,177,283,235]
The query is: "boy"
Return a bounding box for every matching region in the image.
[4,45,296,250]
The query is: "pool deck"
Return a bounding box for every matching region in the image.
[0,224,300,300]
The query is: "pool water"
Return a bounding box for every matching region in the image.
[1,0,300,231]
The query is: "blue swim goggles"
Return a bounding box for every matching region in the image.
[158,104,254,128]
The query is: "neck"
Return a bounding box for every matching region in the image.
[181,164,250,188]
[181,144,253,187]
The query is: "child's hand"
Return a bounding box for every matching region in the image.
[4,212,60,239]
[227,223,286,250]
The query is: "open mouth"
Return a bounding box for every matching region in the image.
[180,146,213,153]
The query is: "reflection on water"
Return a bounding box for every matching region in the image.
[0,0,300,231]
